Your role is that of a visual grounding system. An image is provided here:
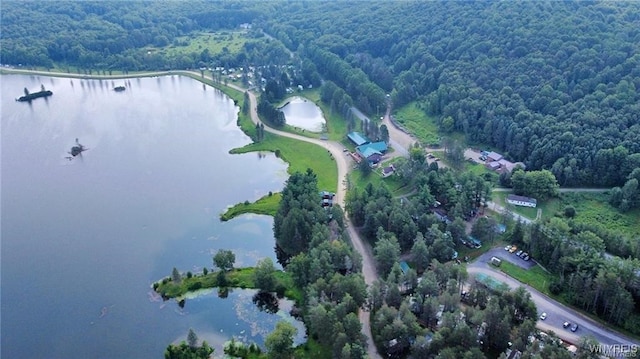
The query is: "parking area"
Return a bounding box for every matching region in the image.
[477,247,537,270]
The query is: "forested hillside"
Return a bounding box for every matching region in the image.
[0,1,281,70]
[263,1,640,187]
[2,1,639,187]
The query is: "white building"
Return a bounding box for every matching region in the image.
[506,194,537,208]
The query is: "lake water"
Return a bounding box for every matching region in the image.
[280,96,326,132]
[1,74,305,358]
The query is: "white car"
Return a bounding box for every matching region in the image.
[539,312,547,320]
[505,245,512,251]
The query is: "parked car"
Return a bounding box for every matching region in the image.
[516,250,523,256]
[571,324,579,332]
[520,252,528,258]
[523,255,530,261]
[490,257,502,267]
[509,246,518,253]
[563,321,571,328]
[539,312,547,320]
[505,245,513,251]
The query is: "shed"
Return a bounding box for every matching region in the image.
[382,165,395,177]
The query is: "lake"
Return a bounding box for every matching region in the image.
[0,74,305,358]
[280,96,326,132]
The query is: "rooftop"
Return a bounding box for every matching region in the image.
[400,261,410,274]
[507,194,537,204]
[347,132,369,146]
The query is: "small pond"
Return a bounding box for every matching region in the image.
[280,96,326,132]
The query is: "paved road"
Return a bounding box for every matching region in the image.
[484,247,536,270]
[469,250,640,357]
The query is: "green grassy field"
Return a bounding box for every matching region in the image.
[230,132,338,193]
[156,31,249,58]
[498,261,555,296]
[393,102,440,146]
[550,191,640,238]
[348,158,413,195]
[220,192,282,221]
[303,90,350,142]
[492,190,640,240]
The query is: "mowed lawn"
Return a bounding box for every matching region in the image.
[348,161,411,196]
[230,132,338,193]
[302,90,349,142]
[498,261,555,296]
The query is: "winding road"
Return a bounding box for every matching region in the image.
[2,67,384,358]
[7,68,635,358]
[235,87,383,359]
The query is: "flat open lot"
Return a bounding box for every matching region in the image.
[476,247,537,270]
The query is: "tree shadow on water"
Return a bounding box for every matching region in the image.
[252,291,279,314]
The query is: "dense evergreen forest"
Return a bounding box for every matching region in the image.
[3,1,639,186]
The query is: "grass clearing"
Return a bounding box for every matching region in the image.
[221,192,282,221]
[154,267,304,304]
[348,159,412,195]
[230,132,338,193]
[293,338,332,359]
[155,31,249,58]
[498,262,555,296]
[492,190,640,240]
[552,191,640,238]
[394,102,440,146]
[303,90,349,141]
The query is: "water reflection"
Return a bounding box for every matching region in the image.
[252,291,279,314]
[167,288,305,350]
[1,74,294,358]
[280,96,326,132]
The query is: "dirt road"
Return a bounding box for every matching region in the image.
[4,68,383,358]
[238,88,383,359]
